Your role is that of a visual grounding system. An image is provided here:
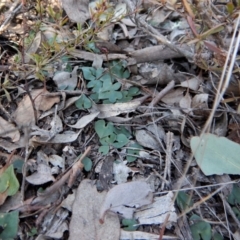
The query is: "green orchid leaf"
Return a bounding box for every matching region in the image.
[87,79,102,92]
[114,126,131,138]
[122,218,138,231]
[95,120,114,138]
[75,95,92,109]
[81,67,96,81]
[112,133,129,148]
[82,157,93,172]
[13,159,24,174]
[127,142,143,162]
[100,133,117,145]
[190,214,211,240]
[99,145,110,155]
[0,165,19,196]
[227,184,240,205]
[0,211,19,239]
[176,191,193,212]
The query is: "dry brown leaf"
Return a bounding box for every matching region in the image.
[13,89,60,126]
[179,92,192,114]
[69,179,120,240]
[60,0,90,24]
[0,116,20,142]
[67,112,99,129]
[99,181,153,223]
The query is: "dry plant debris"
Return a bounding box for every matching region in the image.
[0,0,240,239]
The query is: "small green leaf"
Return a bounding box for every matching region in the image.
[13,159,24,174]
[82,157,93,171]
[126,142,143,162]
[176,191,193,212]
[99,145,109,155]
[212,232,224,240]
[95,120,114,138]
[87,79,102,92]
[81,67,96,81]
[27,227,38,237]
[0,165,19,196]
[232,207,240,220]
[112,133,129,148]
[190,215,211,240]
[122,218,138,231]
[0,211,19,239]
[114,126,131,138]
[75,95,92,109]
[100,133,117,145]
[227,184,240,205]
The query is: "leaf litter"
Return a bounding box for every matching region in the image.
[0,0,240,239]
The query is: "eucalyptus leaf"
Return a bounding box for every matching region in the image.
[190,133,240,175]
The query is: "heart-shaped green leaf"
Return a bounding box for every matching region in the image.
[190,214,211,240]
[112,133,129,148]
[0,211,19,239]
[95,120,114,138]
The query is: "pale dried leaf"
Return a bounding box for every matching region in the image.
[26,163,55,185]
[99,181,153,222]
[120,230,177,240]
[179,92,192,114]
[49,155,64,169]
[135,192,177,226]
[112,3,127,22]
[94,101,141,118]
[13,89,60,126]
[61,190,76,212]
[180,77,201,90]
[135,130,162,151]
[161,89,184,105]
[61,0,90,24]
[69,179,120,240]
[0,117,20,142]
[30,130,81,145]
[53,66,78,90]
[67,112,99,129]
